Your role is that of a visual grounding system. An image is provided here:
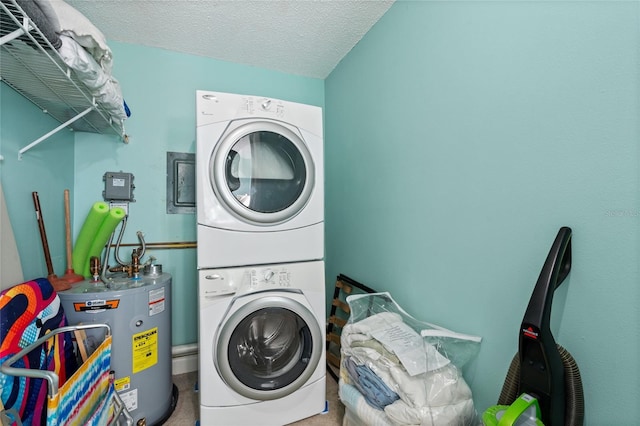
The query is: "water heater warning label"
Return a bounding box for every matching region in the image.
[132,327,158,373]
[148,287,165,316]
[114,376,131,392]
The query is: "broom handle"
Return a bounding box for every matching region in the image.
[64,189,73,268]
[32,192,55,276]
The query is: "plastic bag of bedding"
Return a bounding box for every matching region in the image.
[339,292,482,426]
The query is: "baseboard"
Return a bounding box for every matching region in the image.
[172,343,198,375]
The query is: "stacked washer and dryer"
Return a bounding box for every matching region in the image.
[195,91,326,425]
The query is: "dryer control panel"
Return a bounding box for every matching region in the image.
[243,97,285,118]
[197,91,285,120]
[196,90,323,137]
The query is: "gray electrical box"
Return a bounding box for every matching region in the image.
[103,171,135,202]
[166,152,195,214]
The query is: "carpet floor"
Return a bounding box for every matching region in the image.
[164,369,345,426]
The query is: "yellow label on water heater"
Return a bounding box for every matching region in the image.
[132,327,158,373]
[114,376,131,392]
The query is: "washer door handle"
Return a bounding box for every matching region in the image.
[205,274,222,280]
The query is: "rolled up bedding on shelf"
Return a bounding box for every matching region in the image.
[14,0,61,48]
[82,207,126,277]
[39,0,113,72]
[31,0,60,31]
[72,202,109,277]
[57,34,127,122]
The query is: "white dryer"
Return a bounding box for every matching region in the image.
[196,90,324,268]
[198,260,326,425]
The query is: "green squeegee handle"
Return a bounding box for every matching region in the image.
[519,226,572,426]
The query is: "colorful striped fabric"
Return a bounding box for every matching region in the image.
[0,278,78,425]
[1,279,122,425]
[46,336,115,426]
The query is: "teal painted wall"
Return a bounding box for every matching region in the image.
[72,42,324,346]
[1,82,75,281]
[4,1,639,421]
[325,1,639,423]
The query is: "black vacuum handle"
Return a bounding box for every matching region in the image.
[522,226,572,329]
[553,227,572,288]
[519,226,572,426]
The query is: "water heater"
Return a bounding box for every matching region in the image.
[58,272,176,425]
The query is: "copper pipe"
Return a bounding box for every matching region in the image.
[90,256,101,281]
[131,250,140,278]
[114,241,197,250]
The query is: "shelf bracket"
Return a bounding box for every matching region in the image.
[0,17,32,46]
[18,106,95,160]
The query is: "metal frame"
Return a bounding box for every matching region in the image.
[0,323,133,426]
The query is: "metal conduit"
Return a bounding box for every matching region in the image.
[113,241,197,250]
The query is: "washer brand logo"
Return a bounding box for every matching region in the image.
[522,326,539,340]
[74,299,120,312]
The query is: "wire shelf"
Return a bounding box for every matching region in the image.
[0,0,127,158]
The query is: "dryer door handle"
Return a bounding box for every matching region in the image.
[205,274,222,280]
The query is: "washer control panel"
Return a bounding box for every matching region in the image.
[199,265,292,300]
[250,266,291,289]
[199,261,323,303]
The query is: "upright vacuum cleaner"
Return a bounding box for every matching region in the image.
[484,226,584,426]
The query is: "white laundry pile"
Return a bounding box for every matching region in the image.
[339,294,480,426]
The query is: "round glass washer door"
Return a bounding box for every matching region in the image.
[215,294,323,400]
[210,121,315,225]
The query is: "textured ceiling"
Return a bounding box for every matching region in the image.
[65,0,395,79]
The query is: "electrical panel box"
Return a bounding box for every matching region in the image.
[166,152,195,214]
[103,171,135,202]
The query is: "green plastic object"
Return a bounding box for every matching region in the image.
[72,202,109,277]
[483,393,544,426]
[82,207,126,277]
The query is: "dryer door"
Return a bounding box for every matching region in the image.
[210,120,315,225]
[215,292,323,401]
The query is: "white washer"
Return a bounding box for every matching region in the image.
[196,90,324,268]
[198,261,326,425]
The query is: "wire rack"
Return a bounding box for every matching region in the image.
[0,0,126,158]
